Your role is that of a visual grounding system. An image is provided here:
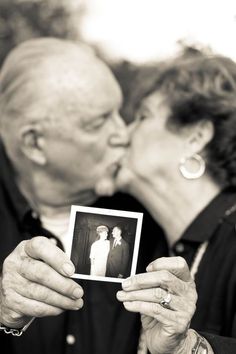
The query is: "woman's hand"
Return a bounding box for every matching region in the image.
[0,236,84,329]
[117,256,198,354]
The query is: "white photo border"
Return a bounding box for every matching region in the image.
[66,205,143,283]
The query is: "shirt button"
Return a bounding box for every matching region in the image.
[31,211,38,219]
[66,334,76,345]
[175,243,185,253]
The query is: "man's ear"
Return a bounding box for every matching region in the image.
[19,124,46,165]
[186,120,214,156]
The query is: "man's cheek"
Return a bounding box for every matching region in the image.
[88,145,105,163]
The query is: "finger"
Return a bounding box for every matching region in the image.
[19,258,83,300]
[123,301,191,334]
[117,288,196,313]
[117,288,178,311]
[122,270,191,295]
[4,289,68,318]
[146,257,191,282]
[14,275,83,311]
[24,237,75,276]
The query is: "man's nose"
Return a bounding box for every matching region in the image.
[109,114,130,146]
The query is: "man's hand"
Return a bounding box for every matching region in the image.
[0,236,83,329]
[117,257,198,354]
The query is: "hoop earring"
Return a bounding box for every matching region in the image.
[179,154,206,180]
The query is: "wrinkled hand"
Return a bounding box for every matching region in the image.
[117,257,197,354]
[0,236,83,328]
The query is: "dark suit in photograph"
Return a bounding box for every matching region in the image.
[106,238,130,278]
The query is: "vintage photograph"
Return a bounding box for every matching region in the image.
[66,205,143,283]
[0,1,236,353]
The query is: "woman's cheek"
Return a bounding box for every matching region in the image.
[130,142,153,175]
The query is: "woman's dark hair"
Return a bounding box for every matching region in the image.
[129,52,236,187]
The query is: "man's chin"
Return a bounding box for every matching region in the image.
[94,167,139,197]
[94,160,136,197]
[114,167,135,192]
[94,176,116,197]
[95,161,123,197]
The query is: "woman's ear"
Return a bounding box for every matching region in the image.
[187,120,215,155]
[19,124,46,165]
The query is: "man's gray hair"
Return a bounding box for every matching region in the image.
[0,37,94,123]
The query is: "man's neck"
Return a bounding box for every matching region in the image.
[15,173,98,218]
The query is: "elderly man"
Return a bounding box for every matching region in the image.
[0,37,164,354]
[106,226,129,278]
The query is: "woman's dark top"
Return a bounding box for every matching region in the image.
[171,187,236,354]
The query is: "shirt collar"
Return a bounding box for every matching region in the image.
[0,140,31,223]
[181,187,236,243]
[113,237,122,246]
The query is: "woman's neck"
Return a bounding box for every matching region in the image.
[127,176,221,246]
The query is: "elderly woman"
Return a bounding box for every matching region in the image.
[112,53,236,353]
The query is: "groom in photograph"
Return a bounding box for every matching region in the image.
[106,226,130,278]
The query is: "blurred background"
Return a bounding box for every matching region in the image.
[1,0,235,120]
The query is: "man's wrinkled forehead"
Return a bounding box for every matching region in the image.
[58,80,122,129]
[41,54,122,116]
[0,38,122,121]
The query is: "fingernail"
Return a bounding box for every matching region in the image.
[146,263,153,272]
[73,299,83,309]
[117,291,125,300]
[63,262,75,276]
[122,278,131,289]
[73,287,82,299]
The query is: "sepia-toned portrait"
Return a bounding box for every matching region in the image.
[66,205,143,283]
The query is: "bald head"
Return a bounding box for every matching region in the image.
[0,37,120,127]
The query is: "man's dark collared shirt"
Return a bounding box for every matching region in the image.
[0,142,165,354]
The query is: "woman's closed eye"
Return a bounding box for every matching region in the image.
[135,111,150,122]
